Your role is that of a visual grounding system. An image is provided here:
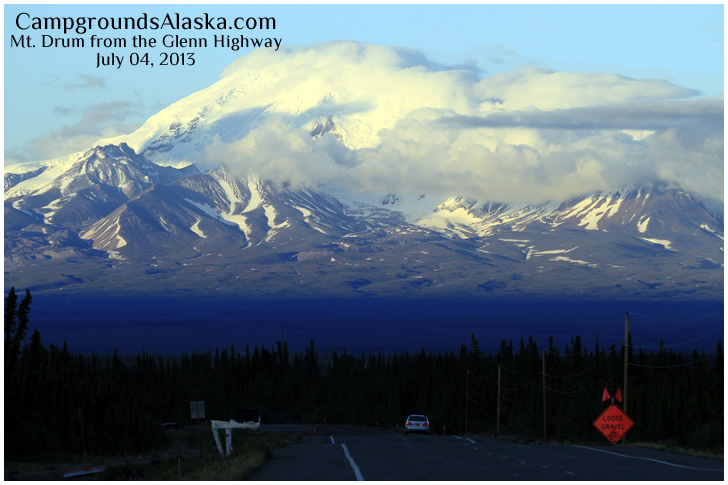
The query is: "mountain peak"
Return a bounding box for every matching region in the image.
[92,41,479,163]
[85,142,135,159]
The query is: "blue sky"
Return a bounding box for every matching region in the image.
[3,3,724,164]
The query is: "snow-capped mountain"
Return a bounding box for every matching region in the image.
[4,42,723,300]
[80,43,465,165]
[8,144,198,229]
[76,158,403,260]
[410,185,722,243]
[5,142,722,299]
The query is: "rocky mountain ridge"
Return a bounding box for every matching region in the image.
[4,143,723,300]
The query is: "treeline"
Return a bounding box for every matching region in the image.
[5,289,723,456]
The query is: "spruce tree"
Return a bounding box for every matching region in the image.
[5,288,31,372]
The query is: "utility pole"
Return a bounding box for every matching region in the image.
[542,350,547,440]
[497,365,501,436]
[465,369,469,434]
[623,312,629,444]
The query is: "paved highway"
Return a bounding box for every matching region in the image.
[251,425,723,481]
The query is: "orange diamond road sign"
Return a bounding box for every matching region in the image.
[593,404,634,444]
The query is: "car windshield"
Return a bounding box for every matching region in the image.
[409,416,427,422]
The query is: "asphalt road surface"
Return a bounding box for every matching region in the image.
[251,425,723,481]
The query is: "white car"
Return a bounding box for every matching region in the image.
[404,415,430,435]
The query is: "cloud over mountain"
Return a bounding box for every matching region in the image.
[115,41,722,207]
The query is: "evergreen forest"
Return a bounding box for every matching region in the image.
[4,288,723,457]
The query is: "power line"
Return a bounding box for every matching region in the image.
[467,369,484,380]
[544,384,584,395]
[540,353,611,379]
[499,355,541,374]
[497,380,531,393]
[626,303,717,318]
[466,383,482,395]
[629,355,718,369]
[631,327,724,350]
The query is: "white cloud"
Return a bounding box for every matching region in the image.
[202,117,348,190]
[65,74,106,91]
[474,67,699,111]
[6,101,143,164]
[150,42,727,207]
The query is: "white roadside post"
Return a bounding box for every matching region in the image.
[210,417,262,455]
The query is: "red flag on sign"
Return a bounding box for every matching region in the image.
[602,388,611,402]
[614,388,622,402]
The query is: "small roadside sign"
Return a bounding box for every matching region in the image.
[593,404,634,444]
[190,401,205,420]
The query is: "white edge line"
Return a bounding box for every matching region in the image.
[341,443,365,481]
[465,438,476,444]
[453,435,463,440]
[330,435,335,444]
[573,446,722,471]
